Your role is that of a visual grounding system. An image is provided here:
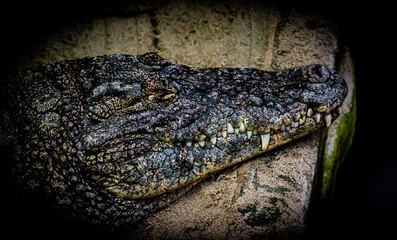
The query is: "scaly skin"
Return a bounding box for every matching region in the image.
[0,52,347,226]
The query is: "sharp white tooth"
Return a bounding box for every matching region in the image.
[243,119,248,128]
[337,107,342,114]
[217,132,221,137]
[307,108,313,118]
[286,125,291,131]
[260,134,270,151]
[325,114,332,127]
[198,140,205,147]
[186,141,192,147]
[247,130,252,139]
[210,136,217,144]
[315,113,322,123]
[253,129,257,135]
[234,128,240,134]
[239,122,246,133]
[299,116,306,125]
[281,124,285,132]
[221,130,227,138]
[227,123,234,134]
[292,121,298,128]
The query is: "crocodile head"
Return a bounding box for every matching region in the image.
[1,52,347,225]
[81,53,347,200]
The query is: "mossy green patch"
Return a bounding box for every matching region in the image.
[252,169,290,195]
[320,88,356,202]
[277,174,299,190]
[239,198,282,226]
[315,52,357,210]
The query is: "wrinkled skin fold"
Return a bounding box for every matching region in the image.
[0,52,347,226]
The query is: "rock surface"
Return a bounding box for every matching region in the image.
[11,1,356,239]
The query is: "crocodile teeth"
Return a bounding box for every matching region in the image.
[307,108,313,118]
[227,123,234,134]
[210,136,217,144]
[315,113,322,123]
[182,110,337,150]
[221,130,227,138]
[325,114,332,127]
[239,122,246,133]
[247,130,252,139]
[260,134,270,151]
[299,116,306,125]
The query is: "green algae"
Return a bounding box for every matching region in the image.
[239,198,282,226]
[314,51,357,211]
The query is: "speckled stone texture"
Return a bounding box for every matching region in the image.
[11,1,355,239]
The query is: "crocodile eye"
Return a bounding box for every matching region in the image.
[86,80,178,121]
[86,82,141,121]
[142,87,176,105]
[137,78,178,110]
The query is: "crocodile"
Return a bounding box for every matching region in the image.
[0,52,347,227]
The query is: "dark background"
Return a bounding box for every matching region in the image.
[0,1,395,239]
[319,2,397,239]
[312,1,396,238]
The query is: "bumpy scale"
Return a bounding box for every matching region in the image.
[0,52,347,227]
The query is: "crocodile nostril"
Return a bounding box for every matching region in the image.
[314,65,324,78]
[309,64,330,83]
